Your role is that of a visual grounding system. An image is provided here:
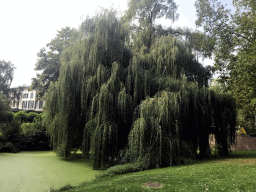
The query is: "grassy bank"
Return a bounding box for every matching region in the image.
[51,151,256,192]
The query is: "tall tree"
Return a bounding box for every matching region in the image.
[44,8,235,170]
[125,0,179,28]
[0,60,15,96]
[0,93,10,122]
[124,0,179,48]
[195,0,255,73]
[31,27,78,97]
[195,0,256,132]
[229,8,256,131]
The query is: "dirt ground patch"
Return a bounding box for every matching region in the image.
[143,182,163,188]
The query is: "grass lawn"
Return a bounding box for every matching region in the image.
[51,151,256,192]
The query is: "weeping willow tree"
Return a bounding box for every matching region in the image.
[44,8,236,170]
[128,76,236,168]
[44,9,127,158]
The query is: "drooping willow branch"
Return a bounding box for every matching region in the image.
[43,9,236,170]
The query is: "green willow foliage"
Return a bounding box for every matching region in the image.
[44,9,236,170]
[129,78,236,168]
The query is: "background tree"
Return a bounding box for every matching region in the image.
[125,0,179,27]
[0,60,15,96]
[9,85,25,109]
[195,0,256,133]
[124,0,179,48]
[229,1,256,132]
[125,0,213,65]
[0,94,11,122]
[31,27,78,97]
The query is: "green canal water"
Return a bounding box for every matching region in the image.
[0,151,101,192]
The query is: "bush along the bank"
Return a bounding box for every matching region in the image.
[20,124,50,151]
[0,120,22,152]
[0,113,50,152]
[14,111,40,123]
[20,113,50,151]
[97,162,144,179]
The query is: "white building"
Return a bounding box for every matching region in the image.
[10,86,44,112]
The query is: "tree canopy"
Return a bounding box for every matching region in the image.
[0,60,15,96]
[0,59,14,123]
[125,0,179,28]
[0,93,10,122]
[195,0,256,132]
[43,7,236,170]
[31,27,78,97]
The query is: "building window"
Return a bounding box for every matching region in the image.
[39,101,44,109]
[23,93,29,98]
[12,101,15,107]
[28,101,34,109]
[22,101,28,109]
[30,93,34,98]
[36,100,44,109]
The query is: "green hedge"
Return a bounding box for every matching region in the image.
[14,111,40,123]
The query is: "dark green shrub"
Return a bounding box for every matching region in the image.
[0,112,13,123]
[1,142,19,153]
[0,113,49,152]
[1,120,22,144]
[20,121,49,151]
[29,131,50,150]
[33,113,45,131]
[13,111,40,123]
[16,113,49,151]
[49,184,74,192]
[0,120,22,152]
[21,123,37,136]
[0,94,10,122]
[13,111,28,123]
[27,112,39,123]
[21,113,46,136]
[97,162,144,178]
[4,112,14,123]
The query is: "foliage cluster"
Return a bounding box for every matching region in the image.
[31,27,79,97]
[43,6,236,170]
[0,60,15,96]
[96,162,143,179]
[0,112,50,152]
[0,120,22,152]
[0,94,12,122]
[8,85,24,109]
[195,0,256,133]
[13,111,39,123]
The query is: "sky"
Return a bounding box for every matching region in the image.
[0,0,235,88]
